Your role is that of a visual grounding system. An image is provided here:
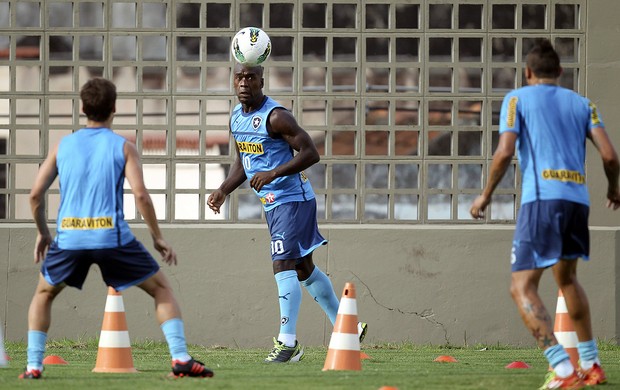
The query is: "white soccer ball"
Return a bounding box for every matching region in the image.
[231,27,271,66]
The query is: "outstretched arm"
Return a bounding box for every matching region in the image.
[29,144,59,263]
[124,141,177,265]
[588,126,620,209]
[249,108,320,192]
[470,132,517,219]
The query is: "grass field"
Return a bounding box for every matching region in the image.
[1,339,619,389]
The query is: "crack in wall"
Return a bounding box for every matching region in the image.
[351,271,450,344]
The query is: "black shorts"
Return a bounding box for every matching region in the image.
[41,239,160,291]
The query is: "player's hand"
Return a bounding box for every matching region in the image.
[250,171,276,192]
[607,187,620,210]
[470,195,491,219]
[154,238,176,265]
[33,233,52,263]
[207,190,226,214]
[153,237,177,266]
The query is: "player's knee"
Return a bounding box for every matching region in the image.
[138,273,171,297]
[34,288,58,304]
[555,274,578,289]
[509,281,527,302]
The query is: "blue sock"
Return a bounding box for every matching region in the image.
[161,318,191,361]
[578,340,600,368]
[544,344,572,375]
[301,266,340,325]
[275,270,302,345]
[26,330,47,371]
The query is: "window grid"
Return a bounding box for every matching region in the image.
[0,0,587,223]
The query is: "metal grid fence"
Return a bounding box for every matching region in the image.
[0,0,586,223]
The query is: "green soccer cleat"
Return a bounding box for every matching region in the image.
[358,322,368,343]
[264,338,304,363]
[539,370,584,390]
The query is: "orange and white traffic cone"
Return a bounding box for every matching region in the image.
[553,289,579,368]
[92,287,138,373]
[323,282,362,371]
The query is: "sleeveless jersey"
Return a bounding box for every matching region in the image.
[499,84,604,206]
[55,128,135,249]
[230,96,315,211]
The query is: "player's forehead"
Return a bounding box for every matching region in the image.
[234,63,262,77]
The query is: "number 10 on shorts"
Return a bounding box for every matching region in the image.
[271,240,284,255]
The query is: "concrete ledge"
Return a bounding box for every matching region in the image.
[2,225,618,347]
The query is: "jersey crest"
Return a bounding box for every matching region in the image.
[252,115,262,129]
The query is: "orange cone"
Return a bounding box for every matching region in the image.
[323,282,362,371]
[505,361,531,369]
[43,355,68,365]
[434,355,458,363]
[92,287,138,373]
[553,289,578,368]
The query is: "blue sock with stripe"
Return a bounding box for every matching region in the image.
[26,330,47,371]
[275,270,302,347]
[301,266,340,325]
[161,318,191,362]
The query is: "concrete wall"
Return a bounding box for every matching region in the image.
[586,0,620,227]
[1,225,618,347]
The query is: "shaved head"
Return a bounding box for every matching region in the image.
[234,62,264,77]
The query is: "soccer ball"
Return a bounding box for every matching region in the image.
[231,27,271,66]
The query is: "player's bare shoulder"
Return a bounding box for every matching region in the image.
[267,107,300,137]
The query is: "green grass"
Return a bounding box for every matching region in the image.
[2,339,620,389]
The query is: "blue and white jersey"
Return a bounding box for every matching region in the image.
[55,128,135,249]
[230,96,315,211]
[499,84,604,206]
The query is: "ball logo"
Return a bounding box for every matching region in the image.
[281,316,289,325]
[249,28,261,45]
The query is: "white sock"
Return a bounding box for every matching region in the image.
[174,354,192,363]
[580,357,600,371]
[277,333,296,347]
[554,359,574,378]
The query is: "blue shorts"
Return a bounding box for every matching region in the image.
[511,200,589,272]
[41,239,160,291]
[265,199,327,262]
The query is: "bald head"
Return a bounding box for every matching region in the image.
[234,62,264,77]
